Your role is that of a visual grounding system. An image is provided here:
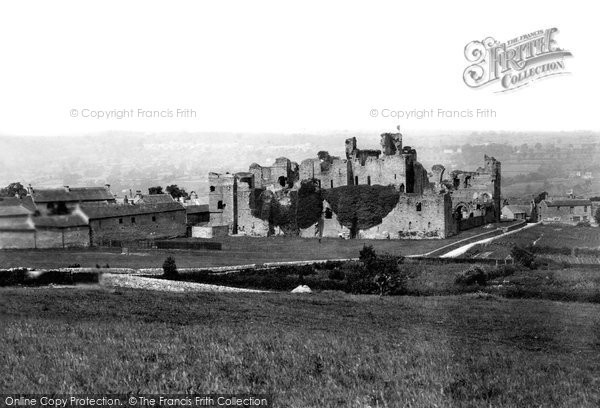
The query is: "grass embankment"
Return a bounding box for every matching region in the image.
[2,288,600,407]
[462,224,600,263]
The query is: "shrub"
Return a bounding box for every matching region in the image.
[455,266,487,286]
[359,244,377,269]
[320,260,344,270]
[483,264,518,282]
[277,264,315,276]
[511,245,537,269]
[373,255,407,296]
[344,262,379,295]
[162,256,178,278]
[67,263,81,268]
[328,268,345,281]
[0,268,28,286]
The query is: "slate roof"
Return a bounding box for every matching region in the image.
[0,216,34,231]
[0,197,21,206]
[185,204,209,214]
[0,196,36,212]
[31,187,115,203]
[33,214,88,228]
[135,194,175,205]
[546,199,591,207]
[79,202,185,220]
[0,206,32,217]
[20,196,37,212]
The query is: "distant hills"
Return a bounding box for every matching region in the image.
[1,131,598,201]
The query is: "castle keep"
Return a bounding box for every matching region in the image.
[206,131,501,239]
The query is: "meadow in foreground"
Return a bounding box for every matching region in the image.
[2,287,600,407]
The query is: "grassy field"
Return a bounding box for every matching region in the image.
[2,287,600,407]
[0,223,517,269]
[463,224,600,261]
[164,261,600,303]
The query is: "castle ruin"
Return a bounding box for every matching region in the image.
[206,130,501,239]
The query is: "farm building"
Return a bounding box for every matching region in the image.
[501,204,532,221]
[0,204,36,249]
[185,204,210,226]
[0,196,37,213]
[29,185,116,215]
[32,214,89,248]
[0,186,188,249]
[78,202,187,245]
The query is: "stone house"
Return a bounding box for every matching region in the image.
[536,199,592,225]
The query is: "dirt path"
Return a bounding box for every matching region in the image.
[101,273,266,293]
[439,222,538,258]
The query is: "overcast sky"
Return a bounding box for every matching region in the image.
[0,1,597,136]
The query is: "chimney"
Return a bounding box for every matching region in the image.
[27,184,34,195]
[64,185,70,192]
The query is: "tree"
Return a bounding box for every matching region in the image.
[533,191,548,204]
[166,184,189,200]
[162,256,178,278]
[148,186,164,194]
[594,207,600,226]
[317,151,332,161]
[0,182,28,198]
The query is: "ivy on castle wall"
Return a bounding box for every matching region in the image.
[249,182,399,235]
[323,185,399,231]
[248,181,323,234]
[268,193,299,235]
[296,181,323,229]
